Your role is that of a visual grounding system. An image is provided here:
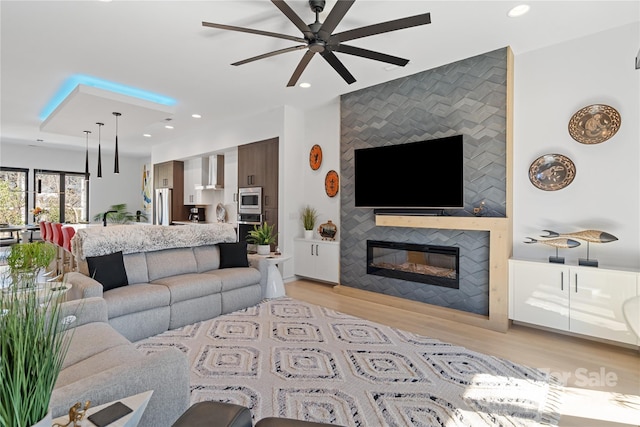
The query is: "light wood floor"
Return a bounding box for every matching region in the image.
[285,280,640,427]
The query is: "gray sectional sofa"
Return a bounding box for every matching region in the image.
[55,224,266,426]
[52,297,190,427]
[65,244,262,341]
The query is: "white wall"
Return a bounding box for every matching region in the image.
[513,23,640,269]
[0,142,150,223]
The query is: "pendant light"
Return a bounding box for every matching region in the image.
[113,112,121,174]
[83,130,91,181]
[96,122,104,178]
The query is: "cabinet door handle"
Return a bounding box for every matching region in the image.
[575,274,578,293]
[315,244,319,256]
[560,272,564,291]
[311,244,314,256]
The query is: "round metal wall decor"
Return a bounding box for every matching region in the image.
[324,170,339,197]
[528,154,576,191]
[568,104,621,144]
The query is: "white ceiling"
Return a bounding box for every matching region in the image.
[1,1,638,157]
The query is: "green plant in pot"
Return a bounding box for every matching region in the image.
[1,244,74,427]
[246,222,277,255]
[300,205,318,240]
[6,242,57,287]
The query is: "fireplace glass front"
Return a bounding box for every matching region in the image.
[367,240,459,289]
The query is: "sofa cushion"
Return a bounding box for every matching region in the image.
[218,242,249,269]
[152,273,223,304]
[56,344,143,388]
[123,252,149,284]
[146,248,198,281]
[87,251,128,291]
[206,267,261,292]
[193,245,220,273]
[104,283,170,318]
[62,322,130,370]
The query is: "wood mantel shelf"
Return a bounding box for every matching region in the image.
[335,214,512,333]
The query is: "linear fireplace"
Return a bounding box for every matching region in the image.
[366,240,460,289]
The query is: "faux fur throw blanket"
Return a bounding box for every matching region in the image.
[71,223,237,260]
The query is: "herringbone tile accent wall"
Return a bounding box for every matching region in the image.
[339,48,507,315]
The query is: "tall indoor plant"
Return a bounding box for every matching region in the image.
[246,222,277,255]
[300,205,318,240]
[0,243,73,427]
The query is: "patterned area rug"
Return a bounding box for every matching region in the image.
[136,298,562,426]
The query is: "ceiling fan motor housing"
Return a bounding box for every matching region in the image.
[309,0,326,13]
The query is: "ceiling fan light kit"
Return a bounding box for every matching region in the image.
[202,0,431,86]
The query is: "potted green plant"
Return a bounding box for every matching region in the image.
[6,242,57,287]
[300,205,318,240]
[1,244,74,427]
[246,222,277,255]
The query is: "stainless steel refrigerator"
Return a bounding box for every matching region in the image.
[155,188,172,225]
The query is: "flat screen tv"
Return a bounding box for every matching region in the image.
[354,135,464,210]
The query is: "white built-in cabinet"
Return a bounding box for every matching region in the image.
[509,259,638,345]
[293,238,340,284]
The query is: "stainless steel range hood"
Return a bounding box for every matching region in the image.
[195,155,224,190]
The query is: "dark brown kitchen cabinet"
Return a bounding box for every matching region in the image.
[238,137,279,244]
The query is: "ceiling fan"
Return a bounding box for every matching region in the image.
[202,0,431,87]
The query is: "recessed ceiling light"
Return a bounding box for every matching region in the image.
[143,134,152,138]
[165,125,174,129]
[191,114,202,119]
[299,82,311,88]
[508,4,530,17]
[384,64,399,71]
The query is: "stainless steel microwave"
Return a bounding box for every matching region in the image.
[238,187,262,214]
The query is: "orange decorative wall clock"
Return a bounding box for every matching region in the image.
[325,170,339,197]
[309,144,323,170]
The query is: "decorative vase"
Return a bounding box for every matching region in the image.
[318,220,337,241]
[32,411,52,427]
[304,229,313,240]
[257,244,270,255]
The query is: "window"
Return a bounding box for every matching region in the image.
[34,170,88,223]
[0,167,28,225]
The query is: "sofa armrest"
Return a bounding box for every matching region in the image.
[59,297,108,328]
[52,347,190,427]
[64,271,103,300]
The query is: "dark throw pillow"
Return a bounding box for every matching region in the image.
[219,242,249,269]
[86,251,129,292]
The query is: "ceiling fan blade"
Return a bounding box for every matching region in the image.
[287,50,316,87]
[271,0,314,40]
[330,12,431,43]
[232,45,307,66]
[332,44,409,66]
[317,0,355,41]
[202,21,306,43]
[320,50,356,84]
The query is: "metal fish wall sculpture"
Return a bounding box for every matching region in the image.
[540,229,618,243]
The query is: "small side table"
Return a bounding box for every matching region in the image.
[249,253,291,298]
[52,390,153,427]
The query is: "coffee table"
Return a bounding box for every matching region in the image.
[52,390,153,427]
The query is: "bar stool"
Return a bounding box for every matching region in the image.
[61,225,76,272]
[50,223,64,275]
[39,221,48,241]
[43,221,53,243]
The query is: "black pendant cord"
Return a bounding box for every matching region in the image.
[96,122,104,178]
[113,112,121,174]
[83,130,91,181]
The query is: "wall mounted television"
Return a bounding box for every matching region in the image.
[354,135,464,211]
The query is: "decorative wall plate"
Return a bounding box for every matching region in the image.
[528,154,576,191]
[568,104,621,144]
[324,170,339,197]
[309,144,323,170]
